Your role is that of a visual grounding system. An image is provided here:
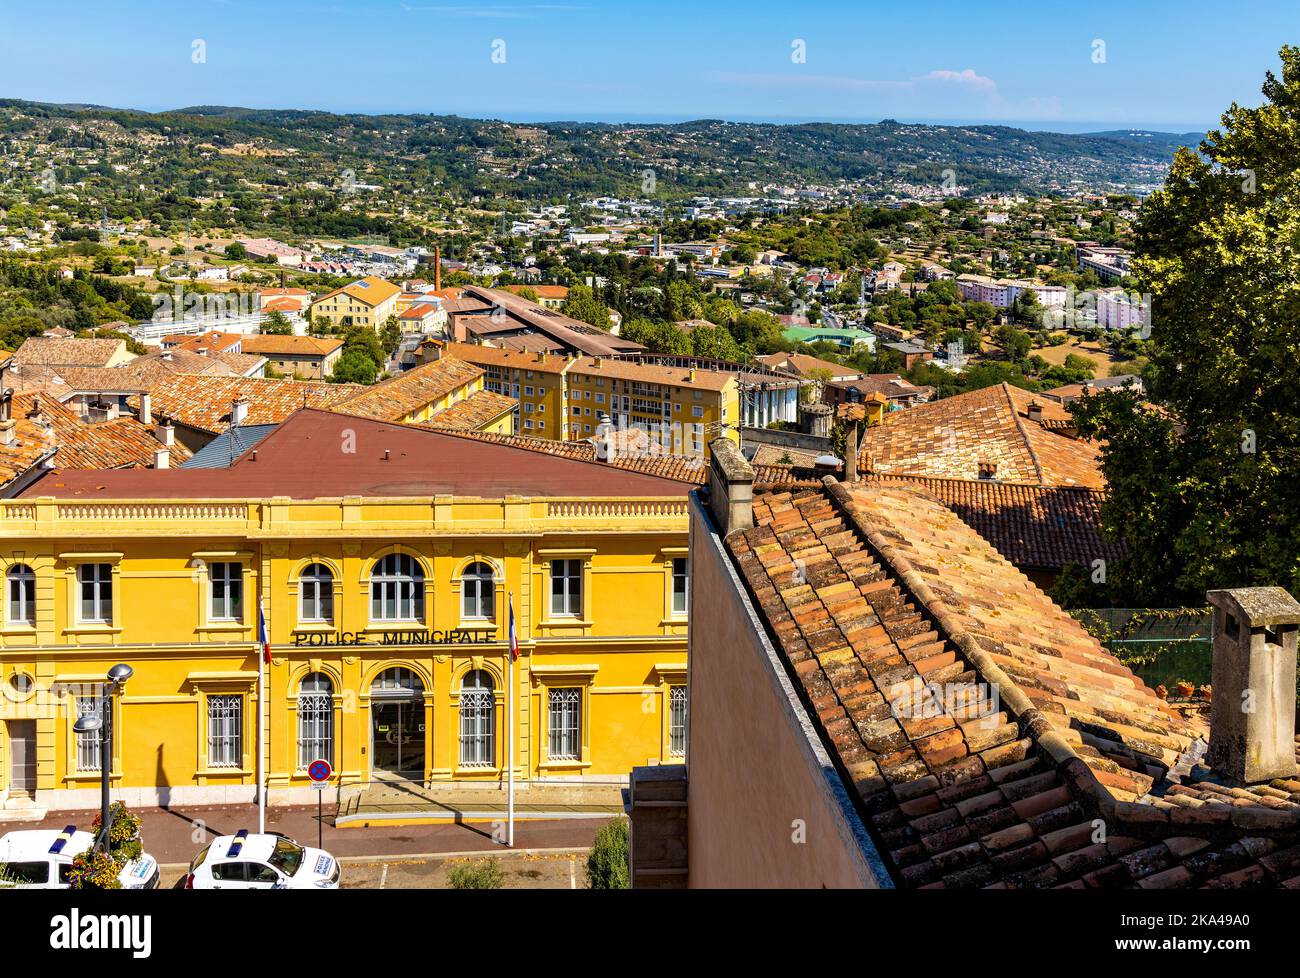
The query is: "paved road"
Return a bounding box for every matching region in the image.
[5,803,612,871]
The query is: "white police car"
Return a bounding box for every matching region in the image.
[185,830,341,889]
[0,825,160,889]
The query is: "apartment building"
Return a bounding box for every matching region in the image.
[308,276,401,331]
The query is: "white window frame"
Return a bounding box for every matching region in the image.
[669,685,687,756]
[77,563,113,624]
[297,673,333,768]
[550,559,582,618]
[209,561,244,622]
[672,557,689,615]
[370,553,424,622]
[299,563,334,623]
[547,687,581,761]
[7,563,35,626]
[461,562,496,621]
[75,695,103,772]
[207,694,243,769]
[458,670,495,768]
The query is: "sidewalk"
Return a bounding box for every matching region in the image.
[337,779,627,826]
[0,803,613,865]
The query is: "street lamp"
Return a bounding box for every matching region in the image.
[72,663,132,851]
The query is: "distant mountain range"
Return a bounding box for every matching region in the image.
[0,99,1198,209]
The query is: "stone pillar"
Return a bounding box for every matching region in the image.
[626,764,687,889]
[1206,587,1300,783]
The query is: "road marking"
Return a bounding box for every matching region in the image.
[569,855,576,890]
[380,863,388,889]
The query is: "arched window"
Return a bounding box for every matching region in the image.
[299,563,334,623]
[371,554,424,622]
[461,562,495,620]
[459,670,495,767]
[7,564,35,626]
[297,673,333,768]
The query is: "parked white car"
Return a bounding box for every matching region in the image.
[185,830,340,889]
[0,826,160,889]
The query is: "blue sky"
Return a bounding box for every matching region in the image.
[0,0,1294,131]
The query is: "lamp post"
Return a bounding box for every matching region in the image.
[72,663,133,851]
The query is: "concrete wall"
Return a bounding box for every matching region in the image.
[684,493,890,888]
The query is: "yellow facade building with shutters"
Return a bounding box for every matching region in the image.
[445,343,742,456]
[0,410,690,810]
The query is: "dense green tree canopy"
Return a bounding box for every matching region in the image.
[1074,45,1300,603]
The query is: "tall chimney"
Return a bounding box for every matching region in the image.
[434,245,441,292]
[1206,587,1300,783]
[140,391,153,426]
[231,399,249,425]
[707,437,753,536]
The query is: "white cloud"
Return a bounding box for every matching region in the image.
[917,69,997,92]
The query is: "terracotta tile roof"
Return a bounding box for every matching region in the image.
[440,429,706,483]
[861,475,1122,571]
[755,352,855,378]
[335,357,483,421]
[445,343,569,375]
[859,382,1104,488]
[421,389,517,431]
[140,375,364,434]
[0,417,56,489]
[829,374,932,402]
[263,297,305,314]
[117,350,242,385]
[173,331,243,354]
[211,351,268,376]
[726,480,1300,888]
[240,335,344,357]
[10,393,191,469]
[313,275,401,308]
[48,366,150,393]
[14,337,128,368]
[570,356,737,392]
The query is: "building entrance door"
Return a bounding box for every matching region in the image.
[369,668,426,780]
[6,720,36,795]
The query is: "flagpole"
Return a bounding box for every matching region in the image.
[507,592,515,849]
[257,595,267,835]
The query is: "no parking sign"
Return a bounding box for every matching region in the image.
[308,759,332,787]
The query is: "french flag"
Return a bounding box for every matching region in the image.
[508,593,519,662]
[258,606,271,664]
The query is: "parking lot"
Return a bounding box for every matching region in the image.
[155,846,587,889]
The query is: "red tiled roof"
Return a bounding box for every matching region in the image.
[859,382,1104,488]
[726,481,1300,888]
[421,389,517,431]
[336,357,483,421]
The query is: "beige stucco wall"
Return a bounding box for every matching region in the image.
[685,493,890,888]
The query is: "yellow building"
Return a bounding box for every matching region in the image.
[0,410,689,809]
[309,276,401,332]
[445,344,741,457]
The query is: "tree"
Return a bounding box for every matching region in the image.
[561,284,611,329]
[585,818,629,889]
[992,324,1031,361]
[261,310,294,334]
[1075,45,1300,603]
[224,242,247,260]
[330,349,378,384]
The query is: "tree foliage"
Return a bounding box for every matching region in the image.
[1075,45,1300,602]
